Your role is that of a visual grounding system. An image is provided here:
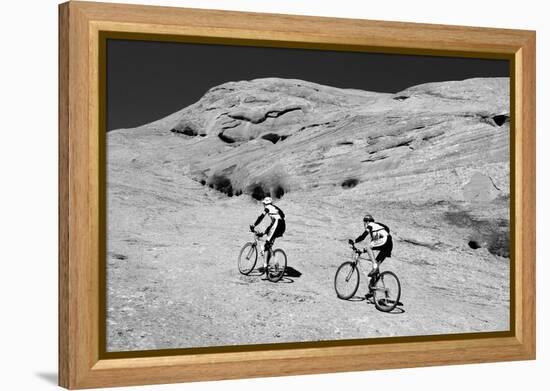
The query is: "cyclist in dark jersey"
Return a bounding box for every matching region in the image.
[351,214,393,277]
[250,197,286,268]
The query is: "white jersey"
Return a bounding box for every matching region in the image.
[253,203,285,229]
[366,222,388,247]
[264,204,283,221]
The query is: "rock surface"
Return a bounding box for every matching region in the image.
[107,77,510,351]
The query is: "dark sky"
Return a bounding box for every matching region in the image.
[106,39,509,131]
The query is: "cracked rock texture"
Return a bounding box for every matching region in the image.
[107,77,510,351]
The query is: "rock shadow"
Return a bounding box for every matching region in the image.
[170,119,201,136]
[341,178,359,189]
[444,210,509,257]
[248,180,286,201]
[208,174,234,196]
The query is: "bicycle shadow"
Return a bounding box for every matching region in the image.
[366,298,406,314]
[247,268,265,277]
[386,306,406,314]
[344,295,406,314]
[285,266,302,278]
[280,266,302,283]
[258,266,302,283]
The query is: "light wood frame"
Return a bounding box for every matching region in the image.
[59,1,536,389]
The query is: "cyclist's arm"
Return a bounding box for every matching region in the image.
[354,230,376,261]
[354,230,369,243]
[252,209,267,227]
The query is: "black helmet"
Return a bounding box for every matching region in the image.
[363,214,374,223]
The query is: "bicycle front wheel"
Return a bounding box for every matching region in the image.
[266,249,287,282]
[372,271,401,312]
[238,242,257,275]
[334,261,359,300]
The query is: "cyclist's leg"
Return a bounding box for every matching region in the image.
[368,250,384,281]
[370,237,392,278]
[262,221,279,268]
[264,219,281,249]
[374,249,387,263]
[271,220,286,249]
[368,254,380,284]
[374,235,393,263]
[365,235,382,277]
[370,246,385,269]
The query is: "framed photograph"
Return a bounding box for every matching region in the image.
[59,1,536,389]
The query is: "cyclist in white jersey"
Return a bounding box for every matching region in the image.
[250,197,286,268]
[351,214,393,277]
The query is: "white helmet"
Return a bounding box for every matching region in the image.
[262,197,272,205]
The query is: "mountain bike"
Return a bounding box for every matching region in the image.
[334,240,401,312]
[238,227,287,282]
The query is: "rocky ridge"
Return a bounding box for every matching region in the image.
[142,78,509,202]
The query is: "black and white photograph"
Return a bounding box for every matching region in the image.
[105,38,511,352]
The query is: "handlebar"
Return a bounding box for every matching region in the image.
[347,240,375,263]
[249,226,264,238]
[348,240,372,257]
[348,240,362,254]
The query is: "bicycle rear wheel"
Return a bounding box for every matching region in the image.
[266,249,287,282]
[334,261,360,300]
[372,271,401,312]
[238,242,257,275]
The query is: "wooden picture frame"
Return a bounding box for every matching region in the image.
[59,1,536,389]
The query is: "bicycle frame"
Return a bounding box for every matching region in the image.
[250,230,270,259]
[348,243,375,278]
